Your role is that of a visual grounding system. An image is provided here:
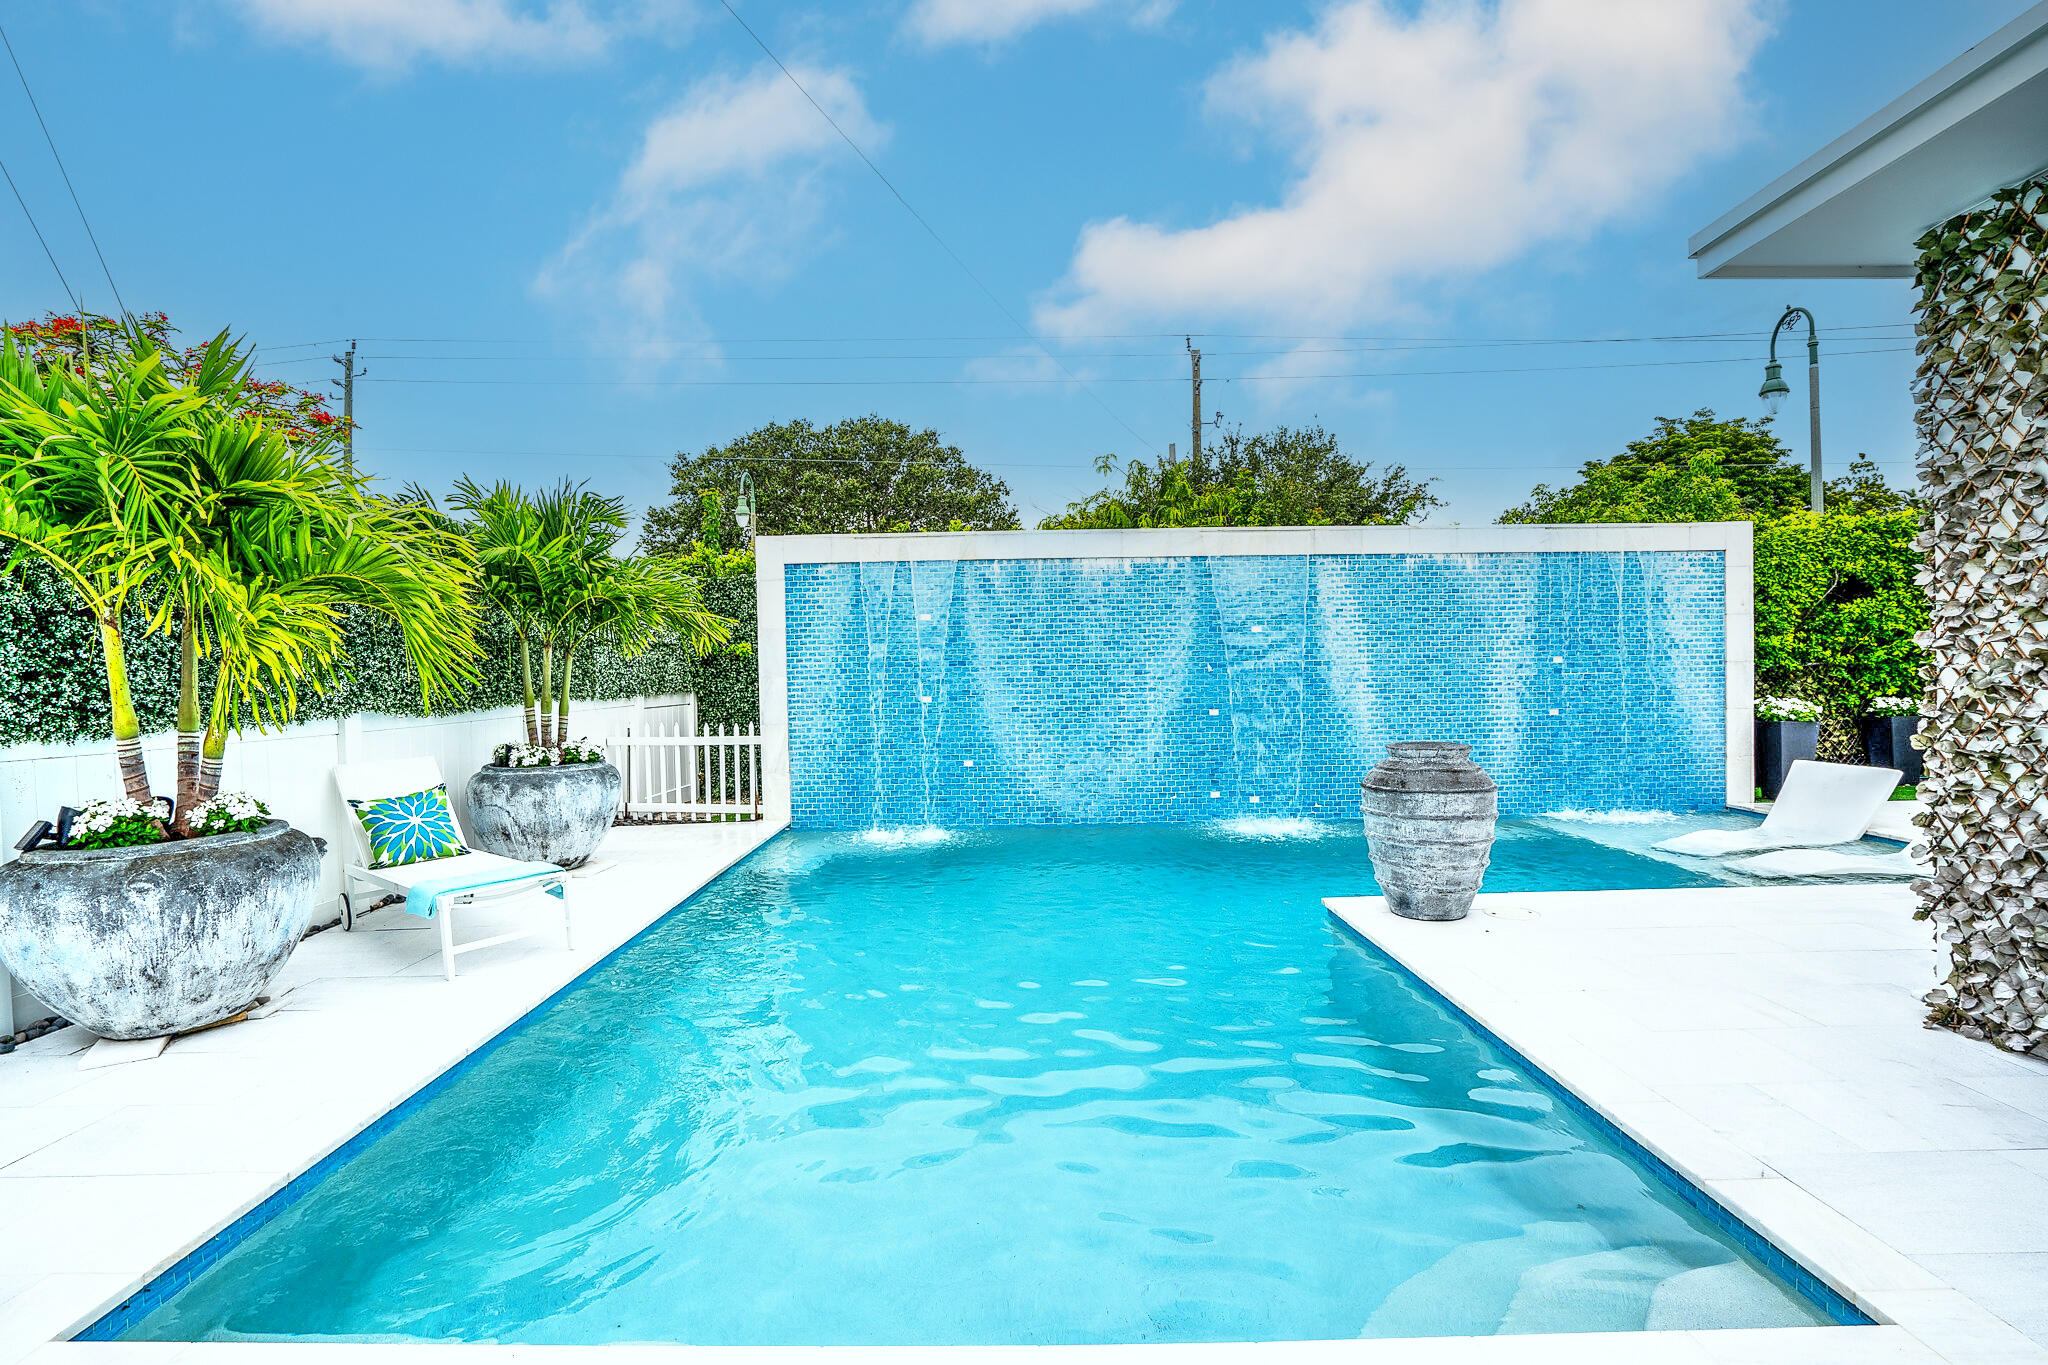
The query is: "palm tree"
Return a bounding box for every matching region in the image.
[174,421,480,822]
[444,478,550,745]
[0,324,480,824]
[0,331,214,803]
[445,479,729,750]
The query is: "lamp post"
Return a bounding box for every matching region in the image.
[732,472,757,538]
[1760,305,1823,513]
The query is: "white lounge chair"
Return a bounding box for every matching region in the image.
[333,756,572,981]
[1731,846,1929,879]
[1654,760,1904,857]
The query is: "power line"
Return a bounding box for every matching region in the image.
[336,333,1914,365]
[321,321,1912,347]
[0,24,122,315]
[713,0,1160,457]
[0,152,75,309]
[354,345,1914,388]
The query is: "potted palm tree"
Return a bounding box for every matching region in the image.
[451,480,727,868]
[0,326,478,1039]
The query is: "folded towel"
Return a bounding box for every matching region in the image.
[404,859,565,919]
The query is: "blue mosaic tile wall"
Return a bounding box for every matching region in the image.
[784,552,1727,827]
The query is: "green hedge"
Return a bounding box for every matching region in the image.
[691,573,759,729]
[0,560,708,747]
[1755,508,1926,709]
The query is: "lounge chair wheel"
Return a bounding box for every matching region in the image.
[340,891,355,932]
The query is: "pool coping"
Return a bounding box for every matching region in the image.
[1324,886,2048,1365]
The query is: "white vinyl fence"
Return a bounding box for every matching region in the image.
[608,723,763,822]
[0,693,699,1036]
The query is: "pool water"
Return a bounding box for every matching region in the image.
[117,821,1837,1344]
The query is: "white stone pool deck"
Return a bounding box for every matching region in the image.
[1,826,2043,1364]
[1326,882,2048,1364]
[0,821,782,1365]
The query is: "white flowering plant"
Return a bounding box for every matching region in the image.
[67,796,166,850]
[493,738,605,768]
[186,791,272,838]
[1756,696,1822,723]
[1866,696,1922,719]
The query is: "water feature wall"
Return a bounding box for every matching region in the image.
[775,543,1734,828]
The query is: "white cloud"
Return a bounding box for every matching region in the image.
[1035,0,1768,336]
[904,0,1173,48]
[537,64,882,345]
[221,0,682,69]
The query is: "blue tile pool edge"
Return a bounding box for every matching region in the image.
[1325,911,1873,1330]
[74,823,796,1344]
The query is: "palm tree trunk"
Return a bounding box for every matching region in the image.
[538,643,555,748]
[173,615,201,832]
[99,616,153,804]
[519,632,538,746]
[556,648,573,744]
[196,725,227,806]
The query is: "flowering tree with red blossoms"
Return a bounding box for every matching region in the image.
[5,311,350,453]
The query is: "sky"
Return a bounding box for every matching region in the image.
[1,0,2036,530]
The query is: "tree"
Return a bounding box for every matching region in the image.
[641,415,1018,552]
[449,480,730,747]
[1501,409,1806,524]
[0,323,479,827]
[8,311,349,455]
[1040,423,1439,529]
[1755,508,1926,709]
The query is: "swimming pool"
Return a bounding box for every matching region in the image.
[107,821,1852,1344]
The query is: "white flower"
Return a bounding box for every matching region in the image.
[1756,696,1822,722]
[1867,696,1921,718]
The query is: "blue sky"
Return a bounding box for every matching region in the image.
[3,1,2035,528]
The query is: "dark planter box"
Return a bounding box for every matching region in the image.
[1860,714,1923,786]
[1755,719,1818,800]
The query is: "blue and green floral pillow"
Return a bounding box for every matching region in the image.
[348,784,468,868]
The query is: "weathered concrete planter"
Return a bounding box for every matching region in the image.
[0,820,321,1040]
[1360,741,1499,922]
[466,761,622,869]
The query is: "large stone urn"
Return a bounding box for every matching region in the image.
[466,761,622,869]
[0,820,322,1040]
[1360,742,1499,922]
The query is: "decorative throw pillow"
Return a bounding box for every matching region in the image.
[349,784,468,868]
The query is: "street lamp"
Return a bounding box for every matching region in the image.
[732,472,757,538]
[1761,305,1823,513]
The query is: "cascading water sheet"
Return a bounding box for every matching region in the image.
[784,550,1726,828]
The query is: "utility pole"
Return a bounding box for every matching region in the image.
[332,339,365,475]
[1187,337,1202,464]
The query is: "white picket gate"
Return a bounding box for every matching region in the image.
[607,722,763,822]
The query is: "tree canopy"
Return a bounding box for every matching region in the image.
[1498,408,1919,524]
[639,415,1018,552]
[1493,408,1927,720]
[1040,423,1439,530]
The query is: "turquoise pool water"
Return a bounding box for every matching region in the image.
[114,821,1839,1344]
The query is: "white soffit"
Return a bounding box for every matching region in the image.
[1690,2,2048,279]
